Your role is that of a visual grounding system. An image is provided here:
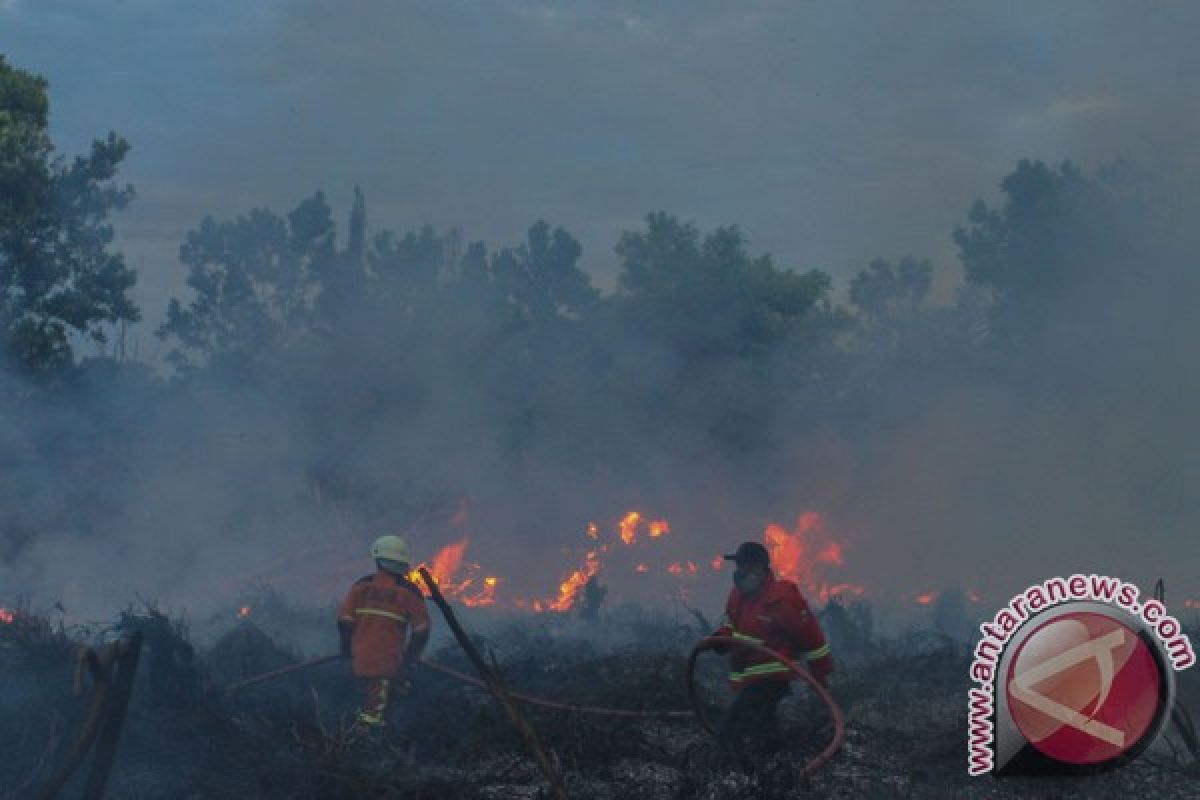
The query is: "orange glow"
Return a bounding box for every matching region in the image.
[459,575,499,607]
[619,511,642,545]
[407,539,497,607]
[0,608,13,624]
[762,511,857,604]
[238,605,251,619]
[1184,599,1200,609]
[764,523,806,585]
[430,539,468,584]
[817,583,866,603]
[377,509,883,614]
[916,592,936,606]
[818,542,843,565]
[543,550,602,612]
[968,590,982,603]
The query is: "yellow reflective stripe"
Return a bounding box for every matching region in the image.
[729,661,791,680]
[731,630,764,645]
[805,644,831,661]
[742,662,790,675]
[355,608,408,623]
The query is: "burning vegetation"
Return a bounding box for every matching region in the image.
[3,597,1199,799]
[397,509,880,616]
[4,19,1200,798]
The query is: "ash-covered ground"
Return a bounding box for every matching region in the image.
[2,595,1197,800]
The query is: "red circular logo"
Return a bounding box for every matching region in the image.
[1005,611,1164,766]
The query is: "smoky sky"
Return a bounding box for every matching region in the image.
[3,2,1200,620]
[6,0,1200,329]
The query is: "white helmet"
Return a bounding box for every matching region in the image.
[371,535,410,564]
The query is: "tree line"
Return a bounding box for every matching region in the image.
[2,55,1181,561]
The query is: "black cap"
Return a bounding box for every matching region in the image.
[723,541,770,566]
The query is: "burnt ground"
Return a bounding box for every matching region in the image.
[1,602,1198,800]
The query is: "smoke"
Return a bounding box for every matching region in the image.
[3,3,1200,621]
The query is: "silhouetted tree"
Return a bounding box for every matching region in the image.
[850,257,932,321]
[492,220,598,327]
[0,56,139,375]
[616,213,833,359]
[157,192,337,372]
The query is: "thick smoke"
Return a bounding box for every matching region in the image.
[2,3,1200,622]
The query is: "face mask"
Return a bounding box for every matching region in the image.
[734,569,763,595]
[378,559,409,576]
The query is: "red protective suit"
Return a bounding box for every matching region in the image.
[714,569,833,689]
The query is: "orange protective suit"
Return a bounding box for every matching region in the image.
[338,570,431,679]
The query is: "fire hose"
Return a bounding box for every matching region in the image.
[688,636,845,778]
[224,654,690,717]
[223,638,845,777]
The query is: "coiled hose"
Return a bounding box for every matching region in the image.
[687,636,845,777]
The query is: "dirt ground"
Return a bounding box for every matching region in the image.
[2,602,1197,799]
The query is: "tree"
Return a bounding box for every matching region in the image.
[609,213,841,456]
[158,192,338,372]
[615,212,833,359]
[492,220,598,326]
[849,256,932,321]
[952,159,1128,354]
[368,223,446,311]
[0,56,139,374]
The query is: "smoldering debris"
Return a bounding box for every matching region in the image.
[2,603,1198,800]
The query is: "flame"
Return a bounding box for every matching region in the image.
[0,607,13,624]
[430,539,468,585]
[762,512,857,603]
[544,550,602,612]
[619,512,641,545]
[407,538,498,607]
[363,508,917,615]
[764,523,806,585]
[460,575,499,607]
[238,605,252,619]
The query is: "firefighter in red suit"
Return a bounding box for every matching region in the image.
[712,541,833,757]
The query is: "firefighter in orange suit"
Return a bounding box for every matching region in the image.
[712,541,833,757]
[338,535,432,728]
